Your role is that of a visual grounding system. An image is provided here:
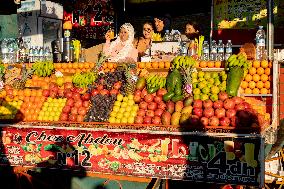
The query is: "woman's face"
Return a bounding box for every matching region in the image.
[154,18,164,32]
[185,24,197,35]
[143,23,153,39]
[119,27,129,42]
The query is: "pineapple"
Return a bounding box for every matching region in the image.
[12,65,33,89]
[182,67,195,97]
[124,64,137,95]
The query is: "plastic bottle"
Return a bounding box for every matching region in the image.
[202,41,209,61]
[210,40,217,61]
[163,30,171,41]
[255,26,266,60]
[217,40,224,61]
[225,40,232,61]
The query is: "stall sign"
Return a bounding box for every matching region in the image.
[0,125,264,187]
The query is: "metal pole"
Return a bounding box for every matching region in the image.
[210,0,214,46]
[267,0,274,61]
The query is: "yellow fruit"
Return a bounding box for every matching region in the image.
[244,88,252,94]
[253,60,260,68]
[252,88,260,94]
[256,67,264,75]
[260,74,268,82]
[248,81,256,89]
[245,74,253,82]
[252,74,260,82]
[241,81,248,89]
[261,60,269,68]
[260,88,268,94]
[256,81,264,89]
[249,67,256,75]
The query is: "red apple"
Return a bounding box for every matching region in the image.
[232,96,243,105]
[223,99,235,110]
[141,88,148,98]
[193,108,203,117]
[65,91,73,99]
[91,89,99,96]
[77,115,84,122]
[156,88,167,97]
[68,114,77,122]
[113,81,122,90]
[219,117,230,126]
[143,116,152,124]
[78,107,87,115]
[134,95,141,103]
[82,93,91,101]
[148,102,158,110]
[49,82,57,90]
[58,89,65,97]
[146,110,155,117]
[96,85,104,90]
[135,116,144,124]
[62,105,71,113]
[64,82,73,89]
[144,94,154,103]
[213,100,223,109]
[134,90,141,97]
[74,100,83,108]
[200,117,209,126]
[203,99,213,109]
[137,109,146,117]
[60,113,68,121]
[152,116,161,124]
[154,96,162,104]
[218,92,229,101]
[154,109,164,117]
[215,108,226,118]
[49,91,57,98]
[42,89,50,97]
[231,117,240,127]
[71,107,78,115]
[226,109,236,118]
[82,101,89,108]
[209,116,219,126]
[242,102,251,109]
[235,103,245,111]
[100,89,109,96]
[203,108,215,118]
[193,100,203,108]
[66,98,74,106]
[158,102,166,110]
[139,101,148,110]
[110,89,118,95]
[72,92,81,100]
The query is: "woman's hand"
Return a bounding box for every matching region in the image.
[105,30,112,42]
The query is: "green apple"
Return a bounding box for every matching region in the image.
[109,116,116,123]
[121,117,128,123]
[202,87,210,94]
[117,94,123,102]
[127,117,135,124]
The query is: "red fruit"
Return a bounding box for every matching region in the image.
[148,102,158,110]
[133,95,141,103]
[213,100,223,109]
[78,107,87,115]
[100,89,109,96]
[71,107,78,115]
[77,115,84,122]
[42,89,50,97]
[82,101,89,108]
[223,99,235,110]
[135,116,144,124]
[158,102,166,110]
[49,82,57,90]
[96,85,104,90]
[91,89,99,96]
[203,99,213,109]
[189,115,200,126]
[68,114,77,122]
[193,100,203,108]
[64,82,73,89]
[60,113,68,121]
[62,105,71,113]
[226,109,236,118]
[166,101,175,114]
[161,111,171,125]
[141,88,148,98]
[235,103,245,111]
[81,93,91,101]
[231,117,240,127]
[110,89,118,95]
[242,102,251,109]
[72,92,81,100]
[134,90,141,97]
[113,82,122,90]
[200,117,209,126]
[143,116,152,124]
[152,116,161,124]
[156,88,167,97]
[146,110,155,117]
[6,89,13,96]
[154,109,164,117]
[49,91,57,98]
[193,108,203,117]
[137,109,146,117]
[215,108,226,118]
[66,98,74,106]
[64,91,73,99]
[218,92,229,101]
[139,101,148,110]
[154,96,162,104]
[209,116,219,126]
[219,117,230,126]
[58,89,65,97]
[231,96,243,105]
[144,94,154,103]
[203,108,215,118]
[74,100,83,108]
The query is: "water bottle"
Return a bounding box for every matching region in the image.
[202,41,209,61]
[29,46,34,63]
[163,30,171,41]
[210,40,217,61]
[255,26,266,60]
[217,40,224,61]
[225,40,232,61]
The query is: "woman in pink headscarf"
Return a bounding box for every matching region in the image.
[103,23,138,63]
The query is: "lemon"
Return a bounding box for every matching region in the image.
[123,97,128,102]
[116,113,123,119]
[117,94,123,102]
[123,111,130,118]
[121,102,127,108]
[114,101,121,107]
[109,117,116,123]
[112,105,120,112]
[127,100,135,106]
[121,117,128,123]
[115,118,121,123]
[127,117,135,124]
[119,108,126,113]
[127,94,134,100]
[110,111,117,117]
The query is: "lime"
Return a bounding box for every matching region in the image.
[210,94,218,102]
[200,94,209,101]
[204,72,211,80]
[198,71,205,78]
[214,79,221,86]
[193,88,201,95]
[202,87,210,94]
[208,78,215,84]
[192,82,199,89]
[193,94,200,100]
[211,86,220,94]
[211,72,219,78]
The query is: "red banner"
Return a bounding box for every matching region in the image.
[0,124,264,187]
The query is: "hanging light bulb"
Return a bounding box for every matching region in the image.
[14,0,21,5]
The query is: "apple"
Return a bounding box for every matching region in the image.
[62,105,71,113]
[60,113,68,121]
[77,115,84,122]
[134,95,141,103]
[223,99,235,110]
[226,109,236,118]
[213,100,223,109]
[156,88,167,97]
[146,110,155,117]
[110,89,118,96]
[72,92,81,100]
[218,92,229,101]
[96,85,104,91]
[152,116,161,124]
[91,89,99,96]
[231,117,240,127]
[209,116,219,126]
[158,102,166,110]
[232,96,243,105]
[78,107,87,115]
[154,96,162,104]
[154,109,164,117]
[71,107,78,115]
[82,93,91,101]
[135,116,144,124]
[189,115,200,126]
[242,102,251,109]
[143,116,152,124]
[68,114,77,122]
[100,89,109,96]
[203,108,215,118]
[134,90,141,97]
[141,88,148,98]
[137,109,146,117]
[139,101,148,110]
[49,91,57,98]
[64,91,73,99]
[200,117,209,126]
[74,100,83,108]
[215,108,226,118]
[144,94,154,103]
[235,103,245,111]
[193,108,203,117]
[49,82,57,90]
[193,100,203,109]
[203,99,213,109]
[64,82,73,89]
[42,89,50,97]
[77,88,87,94]
[58,89,65,97]
[148,102,158,110]
[219,117,230,126]
[82,101,89,108]
[113,82,122,90]
[66,98,74,106]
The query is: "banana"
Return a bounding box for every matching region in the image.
[228,54,237,62]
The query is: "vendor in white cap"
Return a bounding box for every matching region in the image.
[103,23,138,63]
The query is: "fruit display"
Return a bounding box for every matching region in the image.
[72,72,97,88]
[163,69,184,102]
[172,55,196,69]
[32,61,54,77]
[54,62,95,73]
[146,74,166,94]
[38,98,67,121]
[137,61,171,69]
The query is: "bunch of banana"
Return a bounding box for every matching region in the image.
[172,55,196,69]
[72,72,97,88]
[152,33,162,41]
[72,39,81,61]
[32,61,54,77]
[146,73,166,94]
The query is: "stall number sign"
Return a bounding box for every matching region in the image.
[0,126,264,187]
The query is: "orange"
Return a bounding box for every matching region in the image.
[145,62,152,69]
[199,61,207,68]
[158,62,165,68]
[70,69,76,73]
[25,114,32,121]
[264,81,271,89]
[73,63,79,69]
[165,61,171,68]
[256,67,264,75]
[264,68,271,75]
[214,61,221,68]
[82,68,87,72]
[207,61,214,68]
[31,90,37,97]
[110,68,115,72]
[62,63,68,69]
[76,69,81,73]
[13,90,18,97]
[248,67,256,75]
[138,62,145,69]
[256,81,264,89]
[244,88,252,94]
[18,90,24,97]
[13,96,19,102]
[260,88,268,94]
[260,60,268,68]
[241,81,248,89]
[248,81,256,89]
[260,74,268,82]
[84,63,90,69]
[57,63,62,69]
[152,62,159,69]
[195,61,200,68]
[102,63,108,69]
[245,74,253,82]
[68,63,73,69]
[32,75,39,81]
[252,88,260,94]
[252,74,260,82]
[253,60,260,68]
[59,68,65,73]
[104,68,110,73]
[90,62,95,68]
[107,63,114,69]
[268,61,272,68]
[24,89,31,97]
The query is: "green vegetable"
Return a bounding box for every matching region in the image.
[171,94,184,102]
[175,82,182,95]
[147,86,160,94]
[163,91,175,101]
[226,66,244,96]
[166,69,182,92]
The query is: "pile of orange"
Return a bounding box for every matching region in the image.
[25,75,56,89]
[54,62,95,74]
[102,62,118,72]
[196,61,223,68]
[137,61,171,69]
[241,60,272,94]
[19,96,46,121]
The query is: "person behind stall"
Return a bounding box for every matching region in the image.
[133,21,154,58]
[181,21,202,41]
[153,14,171,38]
[103,23,138,63]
